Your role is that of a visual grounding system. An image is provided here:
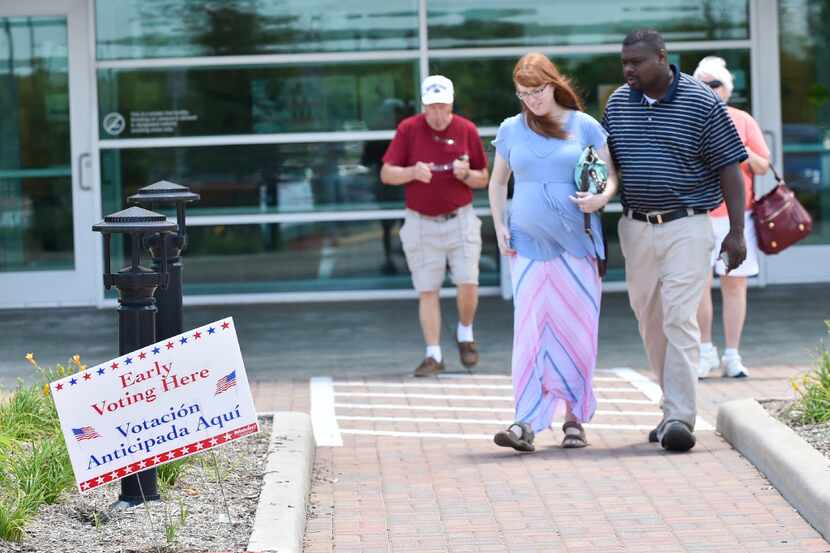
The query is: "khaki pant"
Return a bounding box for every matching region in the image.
[618,213,714,430]
[400,204,482,292]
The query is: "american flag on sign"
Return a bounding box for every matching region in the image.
[215,370,237,395]
[73,426,101,441]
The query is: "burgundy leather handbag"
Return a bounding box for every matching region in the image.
[752,164,812,254]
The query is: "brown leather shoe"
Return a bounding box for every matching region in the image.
[414,357,445,377]
[457,340,479,368]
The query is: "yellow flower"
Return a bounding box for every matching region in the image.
[58,365,65,376]
[25,352,36,366]
[72,354,81,366]
[42,383,50,397]
[79,364,87,371]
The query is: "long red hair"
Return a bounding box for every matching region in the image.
[513,53,584,139]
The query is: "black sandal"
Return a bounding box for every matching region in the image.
[494,422,535,452]
[561,421,588,448]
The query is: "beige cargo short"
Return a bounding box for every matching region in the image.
[399,204,482,292]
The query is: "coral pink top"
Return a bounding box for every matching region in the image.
[710,106,770,217]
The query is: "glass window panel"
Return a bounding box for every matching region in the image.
[113,220,499,294]
[0,176,74,271]
[780,0,830,244]
[100,136,498,216]
[432,50,751,127]
[427,0,749,49]
[0,17,70,169]
[0,17,74,272]
[97,62,418,138]
[96,0,419,59]
[101,132,504,215]
[101,142,401,216]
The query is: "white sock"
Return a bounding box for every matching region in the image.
[426,345,442,363]
[700,342,715,353]
[509,424,523,438]
[723,348,740,359]
[457,323,474,342]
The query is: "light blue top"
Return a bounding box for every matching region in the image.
[493,111,608,262]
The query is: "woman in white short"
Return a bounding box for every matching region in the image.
[693,56,770,378]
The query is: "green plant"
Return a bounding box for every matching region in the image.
[0,353,82,542]
[163,499,189,545]
[791,321,830,424]
[0,496,31,543]
[157,458,191,490]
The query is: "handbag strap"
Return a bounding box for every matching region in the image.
[768,162,784,185]
[583,213,603,262]
[752,161,784,201]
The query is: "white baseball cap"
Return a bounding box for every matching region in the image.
[421,75,454,105]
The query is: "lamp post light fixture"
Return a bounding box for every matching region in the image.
[128,181,200,342]
[92,206,177,506]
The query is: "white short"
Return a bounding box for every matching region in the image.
[709,211,760,277]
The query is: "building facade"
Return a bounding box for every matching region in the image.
[0,0,827,307]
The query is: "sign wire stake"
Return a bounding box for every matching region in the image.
[134,474,162,552]
[210,449,234,549]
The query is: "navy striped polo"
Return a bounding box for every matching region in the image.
[601,64,747,212]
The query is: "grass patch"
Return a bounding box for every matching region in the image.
[157,458,190,490]
[0,353,82,542]
[790,321,830,425]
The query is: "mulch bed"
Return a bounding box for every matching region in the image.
[4,417,272,553]
[763,400,830,460]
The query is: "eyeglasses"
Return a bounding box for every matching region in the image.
[432,134,456,145]
[703,80,723,89]
[515,84,549,101]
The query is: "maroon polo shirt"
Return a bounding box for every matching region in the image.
[382,113,487,216]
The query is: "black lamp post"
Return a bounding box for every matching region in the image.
[92,206,177,506]
[128,181,200,342]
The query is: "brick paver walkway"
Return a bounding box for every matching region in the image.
[251,365,829,553]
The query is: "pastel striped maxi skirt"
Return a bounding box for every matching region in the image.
[510,252,601,432]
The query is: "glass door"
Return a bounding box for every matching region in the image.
[0,0,95,306]
[764,0,830,284]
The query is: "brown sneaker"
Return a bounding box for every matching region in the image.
[414,357,445,377]
[457,340,479,368]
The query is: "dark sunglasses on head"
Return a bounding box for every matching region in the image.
[703,80,723,89]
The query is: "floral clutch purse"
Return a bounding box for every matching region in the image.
[573,144,608,278]
[574,145,608,195]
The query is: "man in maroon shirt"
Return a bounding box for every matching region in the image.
[381,75,490,377]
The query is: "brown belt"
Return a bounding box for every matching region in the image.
[417,210,459,222]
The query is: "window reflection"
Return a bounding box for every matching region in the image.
[432,50,751,126]
[98,62,418,138]
[0,17,70,169]
[95,0,419,59]
[0,17,74,273]
[0,177,73,272]
[780,0,830,244]
[101,143,398,215]
[99,137,509,217]
[171,220,501,294]
[427,0,749,49]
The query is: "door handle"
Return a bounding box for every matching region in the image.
[78,152,92,191]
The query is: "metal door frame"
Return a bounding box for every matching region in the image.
[0,0,98,307]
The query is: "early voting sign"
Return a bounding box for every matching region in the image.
[51,317,259,492]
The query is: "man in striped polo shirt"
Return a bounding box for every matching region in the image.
[602,29,748,452]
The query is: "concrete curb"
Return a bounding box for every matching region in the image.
[717,398,830,541]
[247,412,316,553]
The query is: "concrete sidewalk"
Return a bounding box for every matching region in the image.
[250,366,828,553]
